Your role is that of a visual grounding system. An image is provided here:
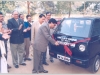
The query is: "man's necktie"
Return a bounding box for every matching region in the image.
[16,19,19,25]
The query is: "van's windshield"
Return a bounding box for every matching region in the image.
[56,19,92,37]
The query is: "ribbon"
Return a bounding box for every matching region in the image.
[52,35,90,56]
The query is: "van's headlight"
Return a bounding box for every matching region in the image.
[79,44,86,52]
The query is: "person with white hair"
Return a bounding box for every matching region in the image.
[7,11,27,68]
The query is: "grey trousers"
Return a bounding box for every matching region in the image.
[42,46,53,63]
[42,51,53,63]
[33,48,44,72]
[4,40,8,60]
[10,43,24,66]
[24,38,30,58]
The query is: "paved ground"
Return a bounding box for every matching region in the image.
[7,44,100,74]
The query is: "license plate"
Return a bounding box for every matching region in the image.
[57,54,70,62]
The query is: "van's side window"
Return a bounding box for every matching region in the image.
[91,19,100,36]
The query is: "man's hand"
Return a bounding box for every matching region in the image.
[7,29,12,34]
[23,29,27,32]
[1,28,9,33]
[18,24,23,30]
[2,33,10,39]
[55,41,59,46]
[27,27,31,31]
[2,28,12,34]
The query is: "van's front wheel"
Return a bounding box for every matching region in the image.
[90,55,100,73]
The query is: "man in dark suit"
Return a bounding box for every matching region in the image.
[32,18,59,73]
[7,11,27,68]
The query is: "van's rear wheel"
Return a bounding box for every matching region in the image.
[90,55,100,73]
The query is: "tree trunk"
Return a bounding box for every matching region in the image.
[27,1,30,15]
[68,1,71,18]
[84,1,85,16]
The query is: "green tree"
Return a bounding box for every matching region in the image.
[0,1,15,15]
[77,1,100,14]
[41,1,54,13]
[55,1,71,15]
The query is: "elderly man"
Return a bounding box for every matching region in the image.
[32,18,59,74]
[7,11,27,68]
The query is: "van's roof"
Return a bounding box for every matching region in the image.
[64,17,100,20]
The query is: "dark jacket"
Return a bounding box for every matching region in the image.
[0,34,3,40]
[23,22,31,40]
[7,18,25,44]
[0,34,3,57]
[0,34,5,57]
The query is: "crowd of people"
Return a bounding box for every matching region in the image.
[0,11,59,73]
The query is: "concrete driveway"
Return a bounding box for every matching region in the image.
[7,45,100,74]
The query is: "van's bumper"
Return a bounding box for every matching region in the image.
[49,51,89,68]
